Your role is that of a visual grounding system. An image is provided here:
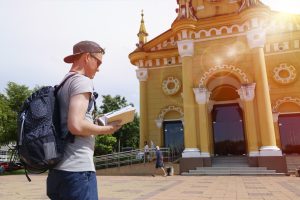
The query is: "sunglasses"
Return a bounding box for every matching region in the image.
[90,53,102,66]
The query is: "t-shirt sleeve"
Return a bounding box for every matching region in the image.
[69,75,93,97]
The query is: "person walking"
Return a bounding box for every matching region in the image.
[46,41,122,200]
[152,146,167,177]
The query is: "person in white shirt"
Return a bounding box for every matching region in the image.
[144,141,150,163]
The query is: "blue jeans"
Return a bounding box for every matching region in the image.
[47,169,98,200]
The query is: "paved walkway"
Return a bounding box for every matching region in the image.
[1,175,300,200]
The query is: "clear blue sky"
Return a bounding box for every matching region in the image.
[0,0,299,111]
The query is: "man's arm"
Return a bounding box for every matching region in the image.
[67,92,121,136]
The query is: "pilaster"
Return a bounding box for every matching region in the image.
[177,39,200,157]
[193,87,211,157]
[272,112,281,148]
[136,68,148,148]
[237,83,259,156]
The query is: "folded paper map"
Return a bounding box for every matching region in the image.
[97,105,136,126]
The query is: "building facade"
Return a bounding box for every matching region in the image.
[129,0,300,173]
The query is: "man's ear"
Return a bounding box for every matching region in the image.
[83,53,90,63]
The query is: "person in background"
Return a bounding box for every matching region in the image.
[152,146,167,177]
[150,140,155,161]
[144,141,150,163]
[46,41,122,200]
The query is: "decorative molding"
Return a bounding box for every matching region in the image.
[237,83,256,101]
[272,97,300,112]
[199,64,249,86]
[273,63,297,85]
[156,105,184,128]
[265,19,300,34]
[149,17,300,52]
[190,22,250,39]
[193,87,211,104]
[162,77,181,96]
[138,60,144,67]
[259,146,282,156]
[177,40,194,57]
[274,42,289,52]
[237,99,243,110]
[246,28,266,49]
[265,40,300,55]
[136,68,148,81]
[155,119,163,128]
[272,112,279,123]
[182,148,201,158]
[208,101,214,112]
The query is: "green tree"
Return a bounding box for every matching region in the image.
[0,82,32,145]
[0,94,16,144]
[6,82,32,113]
[94,95,139,155]
[94,135,117,155]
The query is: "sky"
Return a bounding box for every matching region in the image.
[0,0,300,112]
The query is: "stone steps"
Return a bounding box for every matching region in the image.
[286,155,300,174]
[182,156,285,176]
[182,167,285,176]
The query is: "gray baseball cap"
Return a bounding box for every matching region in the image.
[64,40,105,63]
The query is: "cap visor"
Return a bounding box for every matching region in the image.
[64,53,82,63]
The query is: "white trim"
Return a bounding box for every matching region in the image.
[249,151,260,157]
[177,40,194,57]
[265,49,300,56]
[194,32,246,42]
[200,152,210,157]
[279,112,300,115]
[182,148,201,158]
[136,68,148,82]
[148,65,182,70]
[272,112,279,123]
[259,146,282,156]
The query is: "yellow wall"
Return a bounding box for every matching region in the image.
[146,66,183,146]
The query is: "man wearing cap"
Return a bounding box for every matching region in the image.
[47,41,121,200]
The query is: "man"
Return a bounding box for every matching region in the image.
[152,146,167,177]
[47,41,121,200]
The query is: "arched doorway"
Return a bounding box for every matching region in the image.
[212,103,246,156]
[163,120,184,156]
[278,113,300,154]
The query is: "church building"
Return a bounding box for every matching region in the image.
[129,0,300,173]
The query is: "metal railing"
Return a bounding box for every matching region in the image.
[94,147,173,169]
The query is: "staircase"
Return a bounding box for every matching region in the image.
[182,156,285,176]
[286,155,300,174]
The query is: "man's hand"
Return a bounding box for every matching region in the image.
[106,120,122,133]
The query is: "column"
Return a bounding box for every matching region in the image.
[136,68,148,149]
[193,86,211,157]
[177,39,200,157]
[237,83,259,156]
[247,28,282,156]
[272,112,281,147]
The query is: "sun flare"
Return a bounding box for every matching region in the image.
[262,0,300,14]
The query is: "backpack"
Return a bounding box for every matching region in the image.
[17,74,75,182]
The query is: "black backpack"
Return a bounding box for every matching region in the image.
[17,74,75,181]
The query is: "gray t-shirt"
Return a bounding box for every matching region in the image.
[54,72,95,172]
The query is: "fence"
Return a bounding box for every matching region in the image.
[94,147,173,169]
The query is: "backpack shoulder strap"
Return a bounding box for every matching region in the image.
[54,73,77,94]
